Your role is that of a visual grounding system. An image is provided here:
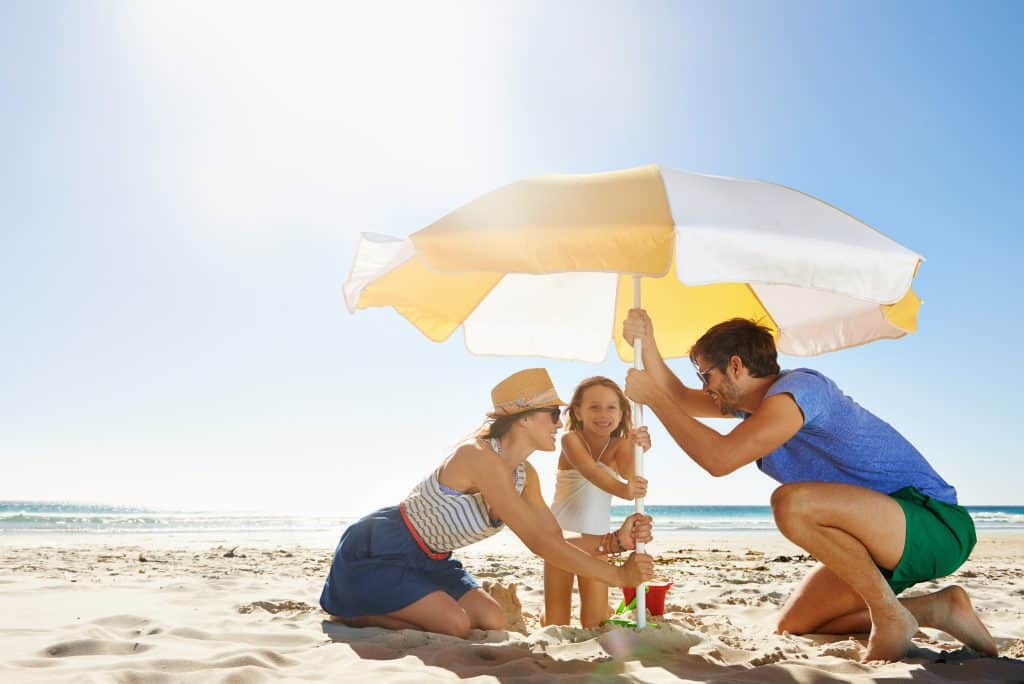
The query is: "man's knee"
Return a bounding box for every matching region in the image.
[771,483,819,533]
[772,587,826,636]
[774,612,810,635]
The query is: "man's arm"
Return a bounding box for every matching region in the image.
[642,389,805,477]
[623,308,720,418]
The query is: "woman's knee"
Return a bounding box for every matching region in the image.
[461,589,506,632]
[437,609,473,638]
[476,601,506,631]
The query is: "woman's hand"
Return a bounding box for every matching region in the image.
[629,426,652,453]
[618,552,655,587]
[615,513,653,551]
[619,476,648,501]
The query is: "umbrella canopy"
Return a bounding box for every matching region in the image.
[344,165,922,362]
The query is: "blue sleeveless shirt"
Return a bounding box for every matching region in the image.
[742,369,957,505]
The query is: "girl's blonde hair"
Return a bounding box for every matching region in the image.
[565,376,632,438]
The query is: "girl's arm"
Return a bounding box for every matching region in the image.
[561,432,633,499]
[472,456,652,587]
[614,438,636,483]
[612,427,651,500]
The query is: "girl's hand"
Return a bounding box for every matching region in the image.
[618,552,655,587]
[621,476,648,501]
[629,426,652,452]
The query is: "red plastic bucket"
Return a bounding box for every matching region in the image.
[621,581,673,616]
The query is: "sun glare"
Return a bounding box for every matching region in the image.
[121,2,496,232]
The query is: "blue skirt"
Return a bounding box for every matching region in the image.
[319,506,478,618]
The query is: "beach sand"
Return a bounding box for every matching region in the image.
[2,531,1024,682]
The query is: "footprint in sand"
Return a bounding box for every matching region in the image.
[1003,639,1024,658]
[238,599,316,614]
[42,639,153,658]
[748,647,788,666]
[90,614,150,628]
[818,639,861,660]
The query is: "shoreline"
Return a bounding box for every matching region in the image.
[5,526,1024,548]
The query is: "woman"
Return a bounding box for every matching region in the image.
[320,368,655,637]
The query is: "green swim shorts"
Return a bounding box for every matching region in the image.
[881,486,977,595]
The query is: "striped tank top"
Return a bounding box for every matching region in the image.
[399,438,527,559]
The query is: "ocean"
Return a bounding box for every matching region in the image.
[3,501,1024,536]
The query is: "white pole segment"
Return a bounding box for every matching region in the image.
[631,276,646,628]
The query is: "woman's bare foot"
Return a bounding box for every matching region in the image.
[864,604,918,662]
[918,585,997,656]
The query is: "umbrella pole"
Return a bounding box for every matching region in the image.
[631,276,647,628]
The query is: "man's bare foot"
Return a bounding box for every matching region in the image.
[864,604,918,662]
[919,585,998,656]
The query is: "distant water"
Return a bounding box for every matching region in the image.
[3,501,1024,536]
[0,501,347,536]
[611,505,1024,532]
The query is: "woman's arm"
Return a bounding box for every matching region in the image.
[474,458,652,587]
[561,433,634,499]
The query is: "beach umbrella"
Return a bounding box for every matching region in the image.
[342,164,923,625]
[344,165,921,361]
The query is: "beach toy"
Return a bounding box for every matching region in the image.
[621,581,673,616]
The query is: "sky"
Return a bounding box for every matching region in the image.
[2,1,1022,515]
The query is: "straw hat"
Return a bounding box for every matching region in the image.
[487,368,566,418]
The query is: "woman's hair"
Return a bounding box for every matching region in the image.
[476,413,521,441]
[477,408,555,441]
[565,376,632,438]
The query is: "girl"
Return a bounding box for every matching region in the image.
[319,368,654,638]
[544,376,651,628]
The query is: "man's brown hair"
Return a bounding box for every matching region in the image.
[689,318,780,378]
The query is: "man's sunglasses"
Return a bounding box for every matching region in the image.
[694,359,728,386]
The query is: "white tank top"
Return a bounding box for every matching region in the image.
[550,437,622,535]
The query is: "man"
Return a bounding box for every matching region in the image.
[622,309,996,662]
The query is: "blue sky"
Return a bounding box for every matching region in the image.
[2,1,1021,514]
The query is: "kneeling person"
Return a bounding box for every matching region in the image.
[622,310,996,662]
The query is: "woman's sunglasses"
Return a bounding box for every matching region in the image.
[535,407,562,423]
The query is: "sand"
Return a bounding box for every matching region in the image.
[2,531,1023,682]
